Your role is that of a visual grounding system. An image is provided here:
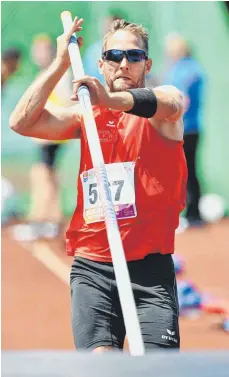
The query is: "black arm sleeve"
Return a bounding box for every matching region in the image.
[125,88,157,118]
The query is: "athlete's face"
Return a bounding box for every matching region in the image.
[99,30,152,92]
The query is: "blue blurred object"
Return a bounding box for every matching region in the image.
[164,56,205,135]
[83,40,105,83]
[177,280,202,317]
[222,317,229,333]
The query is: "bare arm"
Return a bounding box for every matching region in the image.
[108,85,184,140]
[72,78,183,120]
[10,17,84,140]
[107,85,184,124]
[108,85,184,123]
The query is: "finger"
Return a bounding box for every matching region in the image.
[74,82,90,92]
[70,94,79,101]
[73,78,99,96]
[72,81,83,94]
[73,76,100,86]
[72,76,92,84]
[76,18,84,27]
[72,17,84,33]
[65,16,82,39]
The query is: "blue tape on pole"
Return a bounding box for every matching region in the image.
[69,35,78,44]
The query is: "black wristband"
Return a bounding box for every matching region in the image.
[125,88,157,118]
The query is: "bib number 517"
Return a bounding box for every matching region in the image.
[89,180,124,205]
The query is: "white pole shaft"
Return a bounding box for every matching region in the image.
[60,11,144,356]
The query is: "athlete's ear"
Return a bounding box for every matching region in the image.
[145,58,152,75]
[98,58,104,74]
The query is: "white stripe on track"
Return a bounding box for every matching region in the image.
[21,241,70,285]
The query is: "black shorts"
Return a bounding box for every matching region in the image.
[39,143,62,167]
[70,253,180,351]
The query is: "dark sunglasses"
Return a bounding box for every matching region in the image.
[102,49,148,63]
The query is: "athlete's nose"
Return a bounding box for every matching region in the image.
[120,56,129,70]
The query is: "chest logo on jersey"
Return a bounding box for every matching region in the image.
[106,120,116,127]
[98,129,118,143]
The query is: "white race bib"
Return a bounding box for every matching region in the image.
[80,162,137,224]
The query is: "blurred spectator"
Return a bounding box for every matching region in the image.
[163,33,205,226]
[31,34,73,100]
[1,176,19,226]
[83,12,124,82]
[1,47,22,89]
[2,48,22,226]
[12,34,73,241]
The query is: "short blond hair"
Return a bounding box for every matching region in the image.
[102,19,149,54]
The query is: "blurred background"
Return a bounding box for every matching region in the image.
[1,0,229,359]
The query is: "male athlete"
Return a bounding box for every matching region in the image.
[10,17,187,352]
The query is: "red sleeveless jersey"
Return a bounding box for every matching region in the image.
[66,106,187,262]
